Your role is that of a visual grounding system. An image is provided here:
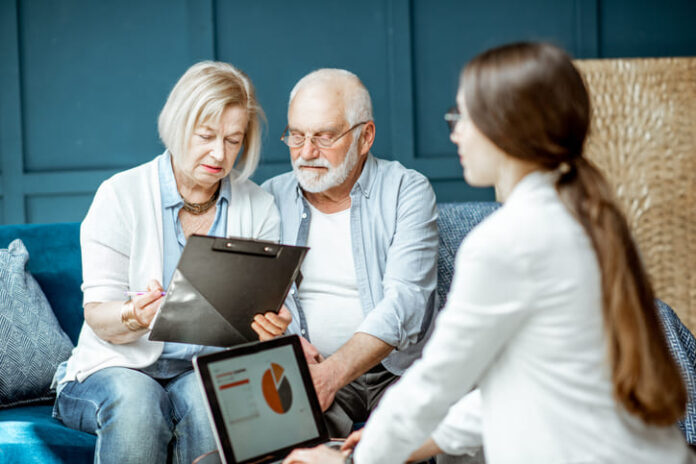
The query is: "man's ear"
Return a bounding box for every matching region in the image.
[359,121,376,155]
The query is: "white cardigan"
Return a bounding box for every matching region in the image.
[62,154,280,383]
[356,171,691,464]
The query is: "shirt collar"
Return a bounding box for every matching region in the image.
[352,152,377,198]
[505,169,558,204]
[159,151,231,209]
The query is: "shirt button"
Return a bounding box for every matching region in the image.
[301,329,306,335]
[290,289,295,295]
[301,213,307,219]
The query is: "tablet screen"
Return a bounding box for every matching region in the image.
[201,342,322,462]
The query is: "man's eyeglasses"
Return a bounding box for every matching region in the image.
[280,121,369,149]
[444,106,463,134]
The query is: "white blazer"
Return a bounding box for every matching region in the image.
[356,171,691,464]
[62,153,280,383]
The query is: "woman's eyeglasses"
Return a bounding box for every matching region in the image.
[444,106,463,134]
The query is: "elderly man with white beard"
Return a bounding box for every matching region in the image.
[256,68,438,437]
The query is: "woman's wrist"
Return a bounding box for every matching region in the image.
[120,300,147,331]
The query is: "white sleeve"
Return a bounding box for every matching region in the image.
[254,195,281,243]
[354,239,534,464]
[431,389,483,456]
[80,180,132,304]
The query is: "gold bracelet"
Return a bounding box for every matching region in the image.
[120,300,147,331]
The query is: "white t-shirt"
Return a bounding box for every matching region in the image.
[298,203,364,358]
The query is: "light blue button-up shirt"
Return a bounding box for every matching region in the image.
[140,152,230,379]
[262,154,438,375]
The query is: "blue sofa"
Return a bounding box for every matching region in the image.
[0,202,694,463]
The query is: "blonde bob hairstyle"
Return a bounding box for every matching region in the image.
[158,61,265,182]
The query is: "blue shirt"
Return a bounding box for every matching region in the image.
[141,152,230,379]
[261,154,438,375]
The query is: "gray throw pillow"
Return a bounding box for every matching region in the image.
[0,239,74,408]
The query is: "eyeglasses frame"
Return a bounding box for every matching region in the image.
[280,121,370,149]
[444,106,463,134]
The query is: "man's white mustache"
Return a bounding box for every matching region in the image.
[294,158,331,168]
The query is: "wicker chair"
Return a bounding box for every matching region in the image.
[574,57,696,333]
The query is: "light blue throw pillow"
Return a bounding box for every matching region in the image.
[0,239,73,408]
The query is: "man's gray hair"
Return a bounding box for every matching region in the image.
[289,68,373,126]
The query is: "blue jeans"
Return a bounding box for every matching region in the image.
[53,367,217,464]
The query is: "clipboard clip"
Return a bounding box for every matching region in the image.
[212,238,280,257]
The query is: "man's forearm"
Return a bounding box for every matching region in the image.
[324,332,394,389]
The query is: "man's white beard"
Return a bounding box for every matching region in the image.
[292,136,361,193]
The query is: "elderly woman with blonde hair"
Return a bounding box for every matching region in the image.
[51,61,281,463]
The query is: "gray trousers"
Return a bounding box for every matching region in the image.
[323,364,398,438]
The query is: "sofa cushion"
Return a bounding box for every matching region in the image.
[657,300,696,445]
[0,222,83,344]
[0,405,95,463]
[0,239,74,409]
[436,202,500,309]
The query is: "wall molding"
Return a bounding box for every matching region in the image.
[0,0,25,223]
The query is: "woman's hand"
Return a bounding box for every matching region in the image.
[129,279,165,328]
[252,305,292,340]
[341,429,363,452]
[84,279,165,344]
[282,445,347,464]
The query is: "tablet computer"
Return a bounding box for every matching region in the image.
[193,335,342,464]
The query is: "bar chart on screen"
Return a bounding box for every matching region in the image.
[214,368,260,424]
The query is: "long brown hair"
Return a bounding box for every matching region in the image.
[461,42,686,425]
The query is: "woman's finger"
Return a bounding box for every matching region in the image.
[282,446,344,464]
[341,429,363,451]
[133,291,163,309]
[147,279,164,292]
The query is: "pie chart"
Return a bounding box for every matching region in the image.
[261,363,293,414]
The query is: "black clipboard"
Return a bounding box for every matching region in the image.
[148,235,308,347]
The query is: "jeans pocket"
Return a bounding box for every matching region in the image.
[54,383,99,434]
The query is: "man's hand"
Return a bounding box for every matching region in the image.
[251,305,292,341]
[305,333,394,412]
[299,336,324,365]
[309,361,342,412]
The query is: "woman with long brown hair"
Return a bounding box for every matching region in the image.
[284,42,692,464]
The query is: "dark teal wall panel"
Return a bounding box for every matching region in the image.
[25,193,94,224]
[599,0,696,58]
[412,0,581,163]
[2,0,695,225]
[215,0,394,170]
[18,0,193,172]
